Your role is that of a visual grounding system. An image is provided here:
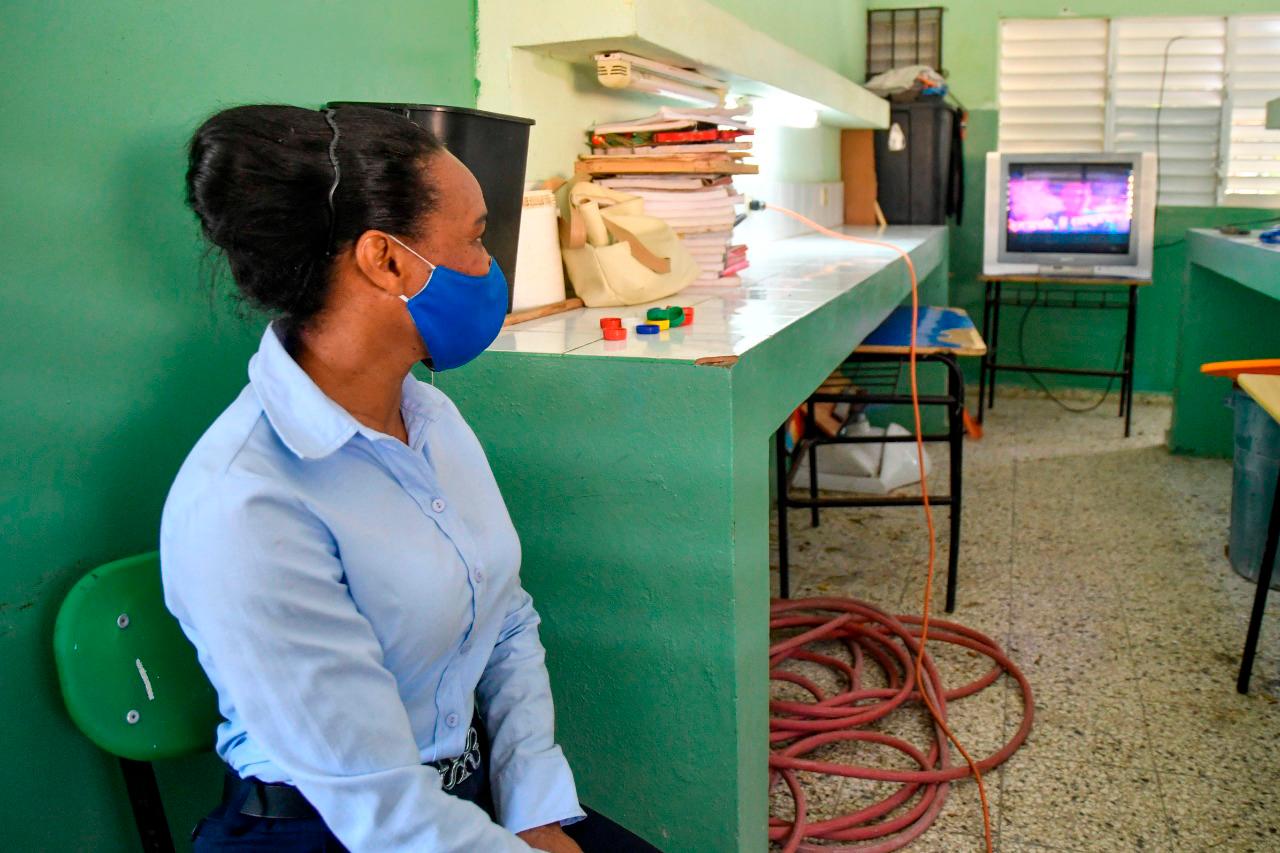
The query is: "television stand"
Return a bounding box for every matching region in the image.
[977,274,1152,437]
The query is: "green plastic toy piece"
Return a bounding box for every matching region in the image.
[53,552,221,761]
[646,306,686,327]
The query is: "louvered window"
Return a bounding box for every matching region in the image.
[1109,17,1225,206]
[998,18,1108,153]
[1222,15,1280,204]
[866,7,943,79]
[998,15,1280,208]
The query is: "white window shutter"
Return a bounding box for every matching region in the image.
[998,18,1109,153]
[1109,17,1225,207]
[1222,15,1280,207]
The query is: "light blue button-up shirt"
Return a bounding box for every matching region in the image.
[160,325,583,851]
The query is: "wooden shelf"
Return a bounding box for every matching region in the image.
[477,0,889,130]
[575,155,759,176]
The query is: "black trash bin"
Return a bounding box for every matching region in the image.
[1229,387,1280,588]
[329,102,534,311]
[874,98,957,225]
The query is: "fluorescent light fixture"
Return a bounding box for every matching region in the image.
[748,95,822,129]
[595,52,726,108]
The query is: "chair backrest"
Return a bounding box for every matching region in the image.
[53,552,221,761]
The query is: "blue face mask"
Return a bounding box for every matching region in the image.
[388,235,508,371]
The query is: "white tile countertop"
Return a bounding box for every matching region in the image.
[1189,227,1280,255]
[490,226,947,362]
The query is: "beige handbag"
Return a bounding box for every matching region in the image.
[559,181,700,307]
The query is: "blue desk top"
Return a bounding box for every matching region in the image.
[857,306,985,356]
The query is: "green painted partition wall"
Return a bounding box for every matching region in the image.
[867,0,1280,393]
[0,3,476,849]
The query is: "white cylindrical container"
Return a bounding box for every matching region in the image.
[511,190,566,312]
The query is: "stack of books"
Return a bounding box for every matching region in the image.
[578,106,756,285]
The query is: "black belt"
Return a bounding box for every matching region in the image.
[223,712,490,820]
[223,769,319,820]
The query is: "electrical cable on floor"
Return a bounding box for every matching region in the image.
[753,204,1033,852]
[1016,284,1123,415]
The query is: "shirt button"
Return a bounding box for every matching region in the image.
[446,713,460,728]
[474,570,485,583]
[431,498,446,513]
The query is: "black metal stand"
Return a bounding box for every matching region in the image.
[977,279,1141,437]
[119,758,175,853]
[776,352,965,612]
[1238,470,1280,694]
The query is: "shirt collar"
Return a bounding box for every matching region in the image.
[248,323,440,460]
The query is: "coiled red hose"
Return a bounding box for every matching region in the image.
[768,597,1034,852]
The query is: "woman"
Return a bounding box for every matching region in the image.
[162,104,612,852]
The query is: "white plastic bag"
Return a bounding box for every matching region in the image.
[793,416,932,495]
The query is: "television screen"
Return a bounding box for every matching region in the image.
[1005,163,1135,255]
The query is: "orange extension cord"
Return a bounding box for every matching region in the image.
[759,204,1031,852]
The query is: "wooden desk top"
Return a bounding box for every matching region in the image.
[980,274,1151,287]
[1240,373,1280,424]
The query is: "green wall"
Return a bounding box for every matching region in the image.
[868,1,1280,393]
[0,2,476,850]
[710,0,866,82]
[716,1,866,183]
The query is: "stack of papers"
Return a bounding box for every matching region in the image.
[590,105,752,135]
[584,108,754,284]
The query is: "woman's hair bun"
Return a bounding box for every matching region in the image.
[186,104,442,331]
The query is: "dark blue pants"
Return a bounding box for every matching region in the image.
[192,802,660,852]
[194,707,661,851]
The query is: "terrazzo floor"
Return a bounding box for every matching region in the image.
[769,393,1280,851]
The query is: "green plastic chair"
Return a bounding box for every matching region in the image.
[54,552,221,852]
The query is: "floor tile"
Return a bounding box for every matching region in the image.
[1004,681,1152,771]
[1159,767,1280,851]
[1143,694,1280,781]
[1002,630,1141,704]
[1000,755,1172,850]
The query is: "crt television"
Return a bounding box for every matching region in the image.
[983,152,1156,279]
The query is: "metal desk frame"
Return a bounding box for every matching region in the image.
[977,275,1149,438]
[775,352,967,612]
